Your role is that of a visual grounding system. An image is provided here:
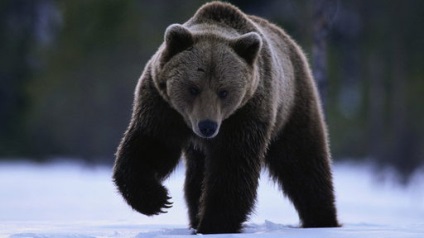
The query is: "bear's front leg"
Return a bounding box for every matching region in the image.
[183,144,206,229]
[196,121,268,234]
[113,69,190,216]
[113,125,182,216]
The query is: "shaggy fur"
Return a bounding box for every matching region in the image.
[113,1,339,234]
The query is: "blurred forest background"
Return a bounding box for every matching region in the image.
[0,0,423,183]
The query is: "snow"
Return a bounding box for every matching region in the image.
[0,161,423,238]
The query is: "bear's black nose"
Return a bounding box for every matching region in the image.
[198,120,218,138]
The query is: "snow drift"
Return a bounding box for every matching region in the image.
[0,161,423,237]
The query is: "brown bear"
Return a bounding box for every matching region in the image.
[113,1,339,234]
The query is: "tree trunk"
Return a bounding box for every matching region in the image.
[312,0,332,113]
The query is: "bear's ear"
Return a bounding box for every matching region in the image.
[231,32,262,65]
[162,24,194,63]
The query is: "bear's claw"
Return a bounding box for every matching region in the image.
[156,197,173,214]
[126,184,174,216]
[164,199,173,208]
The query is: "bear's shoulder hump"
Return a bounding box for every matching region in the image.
[192,1,251,31]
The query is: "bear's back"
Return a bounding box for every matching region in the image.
[187,1,256,34]
[186,1,293,55]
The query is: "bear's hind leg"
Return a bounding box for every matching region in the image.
[265,119,339,227]
[183,145,205,229]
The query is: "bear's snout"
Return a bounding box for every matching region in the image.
[198,120,218,138]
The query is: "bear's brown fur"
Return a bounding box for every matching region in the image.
[113,1,339,234]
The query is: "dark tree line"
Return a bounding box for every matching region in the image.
[0,0,423,182]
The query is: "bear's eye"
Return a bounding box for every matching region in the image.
[189,86,200,96]
[218,90,228,99]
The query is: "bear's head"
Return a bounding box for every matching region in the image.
[153,24,262,139]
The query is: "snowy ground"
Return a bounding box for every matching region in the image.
[0,160,423,238]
